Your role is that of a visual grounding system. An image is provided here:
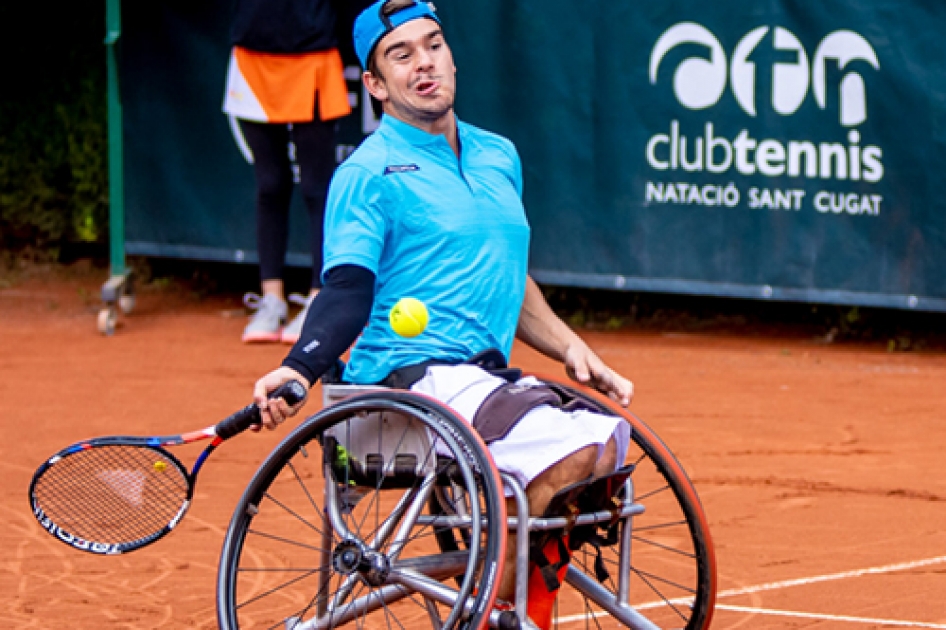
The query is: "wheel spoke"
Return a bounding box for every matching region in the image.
[631,534,697,558]
[260,491,329,538]
[245,527,328,554]
[235,566,326,610]
[631,566,693,623]
[286,459,326,523]
[634,483,672,502]
[631,519,689,532]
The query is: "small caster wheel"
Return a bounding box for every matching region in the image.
[119,294,136,314]
[97,307,118,336]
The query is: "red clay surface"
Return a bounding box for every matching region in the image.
[2,264,945,629]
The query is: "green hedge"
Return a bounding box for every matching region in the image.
[0,1,107,253]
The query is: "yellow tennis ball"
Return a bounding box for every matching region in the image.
[153,461,167,472]
[389,297,429,338]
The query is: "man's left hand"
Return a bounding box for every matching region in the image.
[563,342,634,407]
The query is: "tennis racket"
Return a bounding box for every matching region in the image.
[28,380,307,555]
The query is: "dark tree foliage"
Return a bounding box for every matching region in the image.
[0,1,107,254]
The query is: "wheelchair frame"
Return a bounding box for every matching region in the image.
[216,376,717,630]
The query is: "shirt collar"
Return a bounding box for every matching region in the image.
[380,113,460,149]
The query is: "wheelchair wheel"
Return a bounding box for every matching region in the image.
[542,380,717,630]
[217,391,507,630]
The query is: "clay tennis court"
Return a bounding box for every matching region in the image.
[2,264,945,629]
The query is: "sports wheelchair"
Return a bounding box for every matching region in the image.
[216,374,717,630]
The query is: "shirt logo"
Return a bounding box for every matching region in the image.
[384,164,420,175]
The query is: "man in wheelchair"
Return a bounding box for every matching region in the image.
[251,1,633,626]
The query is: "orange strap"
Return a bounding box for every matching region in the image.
[527,534,571,630]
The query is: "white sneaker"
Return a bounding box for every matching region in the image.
[281,293,314,344]
[242,293,287,343]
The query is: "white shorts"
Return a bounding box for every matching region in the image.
[412,365,630,493]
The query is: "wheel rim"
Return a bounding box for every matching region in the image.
[537,381,716,630]
[218,396,506,630]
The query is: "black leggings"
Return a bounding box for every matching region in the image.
[239,116,336,289]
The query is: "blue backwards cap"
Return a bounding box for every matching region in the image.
[353,1,441,69]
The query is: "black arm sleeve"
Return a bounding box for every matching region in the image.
[282,264,375,385]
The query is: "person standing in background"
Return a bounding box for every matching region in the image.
[224,0,352,343]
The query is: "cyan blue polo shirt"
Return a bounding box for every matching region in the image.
[323,114,531,384]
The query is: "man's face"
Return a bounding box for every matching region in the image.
[364,18,457,125]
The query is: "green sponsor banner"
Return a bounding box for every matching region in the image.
[121,1,946,311]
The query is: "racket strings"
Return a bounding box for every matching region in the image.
[33,445,189,545]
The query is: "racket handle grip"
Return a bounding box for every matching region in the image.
[215,380,308,440]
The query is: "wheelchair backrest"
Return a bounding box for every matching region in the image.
[322,384,437,481]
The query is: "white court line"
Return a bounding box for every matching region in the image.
[716,604,946,628]
[716,555,946,598]
[556,555,946,626]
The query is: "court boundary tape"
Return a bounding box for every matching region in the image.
[715,604,946,628]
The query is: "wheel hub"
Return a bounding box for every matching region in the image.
[333,540,363,574]
[332,540,391,586]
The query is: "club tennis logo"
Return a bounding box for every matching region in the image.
[650,23,880,126]
[645,22,885,216]
[811,31,880,127]
[649,23,728,111]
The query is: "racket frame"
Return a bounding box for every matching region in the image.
[29,429,220,554]
[27,379,306,555]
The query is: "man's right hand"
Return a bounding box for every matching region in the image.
[563,341,634,407]
[253,367,311,431]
